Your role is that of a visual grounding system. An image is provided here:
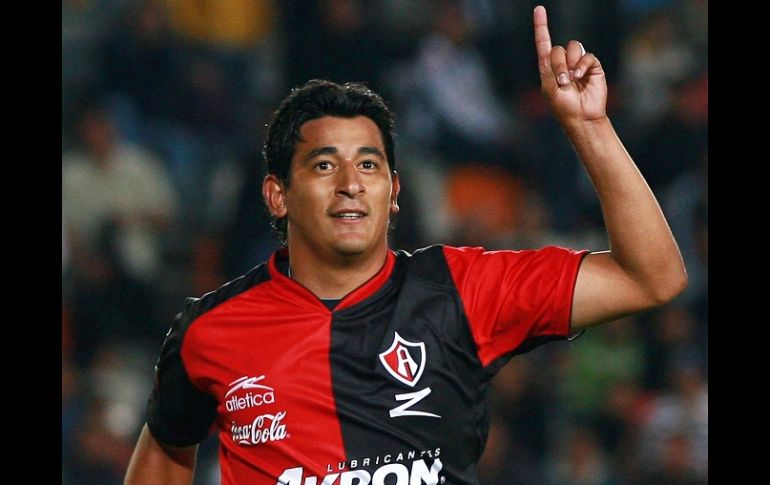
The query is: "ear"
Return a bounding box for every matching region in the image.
[263,174,288,219]
[390,171,400,215]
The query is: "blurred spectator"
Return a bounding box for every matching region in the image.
[631,71,707,192]
[62,0,119,146]
[101,0,186,138]
[63,345,148,485]
[165,0,280,134]
[662,146,708,307]
[100,0,205,222]
[590,378,656,477]
[486,355,555,479]
[560,317,646,419]
[552,0,624,80]
[62,102,179,284]
[643,305,704,391]
[634,353,708,483]
[384,152,453,247]
[282,0,386,90]
[62,356,84,473]
[444,164,524,247]
[62,216,69,273]
[675,0,708,62]
[545,426,620,485]
[620,8,698,130]
[511,88,596,234]
[166,0,275,48]
[68,402,133,484]
[222,152,278,279]
[62,101,178,365]
[396,0,517,166]
[478,412,544,485]
[505,183,602,251]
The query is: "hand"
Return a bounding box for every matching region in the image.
[534,5,607,123]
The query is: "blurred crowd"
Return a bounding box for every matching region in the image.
[62,0,707,483]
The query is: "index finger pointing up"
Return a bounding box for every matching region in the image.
[533,6,552,63]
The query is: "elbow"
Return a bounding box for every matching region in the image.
[649,266,689,306]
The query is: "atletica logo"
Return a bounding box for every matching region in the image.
[379,332,441,419]
[231,411,288,446]
[225,375,275,411]
[278,457,443,485]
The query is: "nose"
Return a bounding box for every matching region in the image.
[335,162,364,198]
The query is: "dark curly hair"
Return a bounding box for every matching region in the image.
[263,79,396,243]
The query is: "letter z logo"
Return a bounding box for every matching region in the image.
[389,388,441,418]
[379,332,441,419]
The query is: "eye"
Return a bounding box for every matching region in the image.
[360,160,377,170]
[315,161,333,171]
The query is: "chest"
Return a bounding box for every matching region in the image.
[195,285,476,401]
[183,278,488,474]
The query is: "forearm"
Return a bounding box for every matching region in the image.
[125,425,197,485]
[564,116,687,301]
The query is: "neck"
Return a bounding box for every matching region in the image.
[286,244,388,299]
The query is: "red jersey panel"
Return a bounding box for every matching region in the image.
[443,245,589,366]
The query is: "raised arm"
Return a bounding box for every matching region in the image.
[124,424,198,485]
[532,5,687,330]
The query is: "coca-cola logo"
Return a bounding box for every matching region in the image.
[231,411,289,446]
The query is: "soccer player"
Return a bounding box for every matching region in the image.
[125,6,687,484]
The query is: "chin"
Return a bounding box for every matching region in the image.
[328,233,379,257]
[331,241,370,257]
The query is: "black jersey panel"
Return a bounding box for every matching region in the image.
[147,263,273,446]
[147,309,219,446]
[329,247,489,484]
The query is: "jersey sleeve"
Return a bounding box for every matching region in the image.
[443,245,589,367]
[146,305,218,447]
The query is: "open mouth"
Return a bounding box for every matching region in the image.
[334,212,366,220]
[331,208,368,221]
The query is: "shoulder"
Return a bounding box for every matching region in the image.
[394,244,487,268]
[393,244,457,287]
[181,261,272,325]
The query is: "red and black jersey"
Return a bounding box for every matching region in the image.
[147,244,588,484]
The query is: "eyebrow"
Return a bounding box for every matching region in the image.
[358,146,385,158]
[302,146,385,164]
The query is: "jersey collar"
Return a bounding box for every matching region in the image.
[267,248,396,312]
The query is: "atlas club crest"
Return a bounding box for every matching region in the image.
[379,331,426,387]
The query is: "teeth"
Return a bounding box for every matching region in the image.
[336,213,363,219]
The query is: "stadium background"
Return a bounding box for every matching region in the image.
[62,0,707,483]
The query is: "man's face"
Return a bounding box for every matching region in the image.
[283,115,399,259]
